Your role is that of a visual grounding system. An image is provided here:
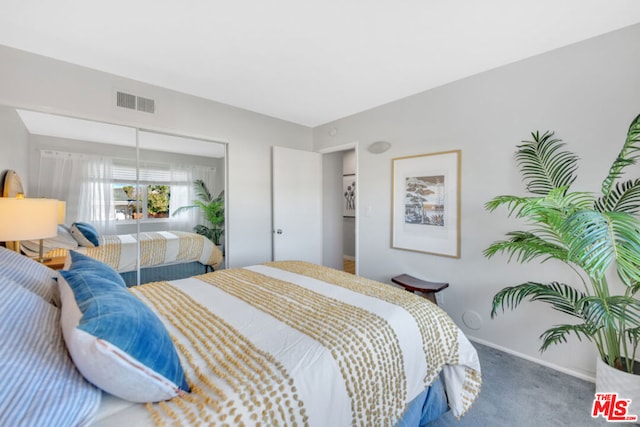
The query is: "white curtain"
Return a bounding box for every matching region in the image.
[78,157,115,234]
[38,151,217,235]
[38,150,115,234]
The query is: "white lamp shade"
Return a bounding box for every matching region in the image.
[0,198,59,241]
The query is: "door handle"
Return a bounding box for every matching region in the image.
[275,229,283,235]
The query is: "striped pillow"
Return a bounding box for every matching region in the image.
[0,281,101,426]
[0,247,58,305]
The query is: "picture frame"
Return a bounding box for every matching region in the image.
[342,174,356,218]
[391,150,461,258]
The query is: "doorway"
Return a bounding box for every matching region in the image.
[320,144,358,275]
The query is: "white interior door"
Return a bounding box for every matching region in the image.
[272,146,322,263]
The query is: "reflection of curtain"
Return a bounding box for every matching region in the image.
[37,151,115,234]
[78,158,115,234]
[37,151,83,221]
[168,164,217,231]
[168,165,192,231]
[39,150,217,235]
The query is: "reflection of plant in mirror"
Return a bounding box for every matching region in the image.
[148,185,170,216]
[173,180,224,246]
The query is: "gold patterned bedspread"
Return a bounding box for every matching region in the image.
[49,231,223,272]
[130,261,481,426]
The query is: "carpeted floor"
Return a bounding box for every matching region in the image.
[428,342,618,426]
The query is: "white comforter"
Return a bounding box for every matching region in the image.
[90,262,481,426]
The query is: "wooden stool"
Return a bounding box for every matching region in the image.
[391,274,449,305]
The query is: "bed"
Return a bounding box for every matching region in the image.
[0,246,481,426]
[21,224,224,285]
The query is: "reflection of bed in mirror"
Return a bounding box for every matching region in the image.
[1,247,481,426]
[22,228,224,286]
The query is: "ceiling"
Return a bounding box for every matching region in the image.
[2,1,640,127]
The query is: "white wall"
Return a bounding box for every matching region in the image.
[313,23,640,380]
[0,105,29,190]
[0,44,313,268]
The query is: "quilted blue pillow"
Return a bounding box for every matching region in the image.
[58,270,189,402]
[68,250,126,288]
[70,222,100,247]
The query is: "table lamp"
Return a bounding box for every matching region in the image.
[0,197,59,262]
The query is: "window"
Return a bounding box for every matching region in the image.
[113,183,170,221]
[112,162,174,222]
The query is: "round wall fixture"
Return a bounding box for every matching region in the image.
[367,140,392,154]
[462,310,483,330]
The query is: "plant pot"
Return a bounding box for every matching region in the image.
[596,357,640,422]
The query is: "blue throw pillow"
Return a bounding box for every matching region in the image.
[58,270,190,402]
[70,222,100,247]
[68,250,126,288]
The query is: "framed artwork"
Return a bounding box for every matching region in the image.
[391,150,461,258]
[343,175,356,218]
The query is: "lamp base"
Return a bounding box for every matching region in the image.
[36,238,51,264]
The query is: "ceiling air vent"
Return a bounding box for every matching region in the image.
[116,91,136,110]
[116,91,155,114]
[136,96,155,114]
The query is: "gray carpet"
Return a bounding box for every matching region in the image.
[428,342,621,426]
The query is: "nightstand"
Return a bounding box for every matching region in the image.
[41,256,66,270]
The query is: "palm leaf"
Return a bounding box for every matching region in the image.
[563,210,640,284]
[594,179,640,214]
[539,323,597,352]
[486,189,592,222]
[582,295,640,332]
[491,281,585,319]
[601,113,640,200]
[484,231,568,264]
[193,179,213,202]
[516,131,578,195]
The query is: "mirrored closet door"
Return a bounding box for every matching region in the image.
[0,105,226,286]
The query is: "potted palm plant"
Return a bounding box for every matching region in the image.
[484,114,640,409]
[172,179,224,249]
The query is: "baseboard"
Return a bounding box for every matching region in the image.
[467,336,596,383]
[343,255,355,261]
